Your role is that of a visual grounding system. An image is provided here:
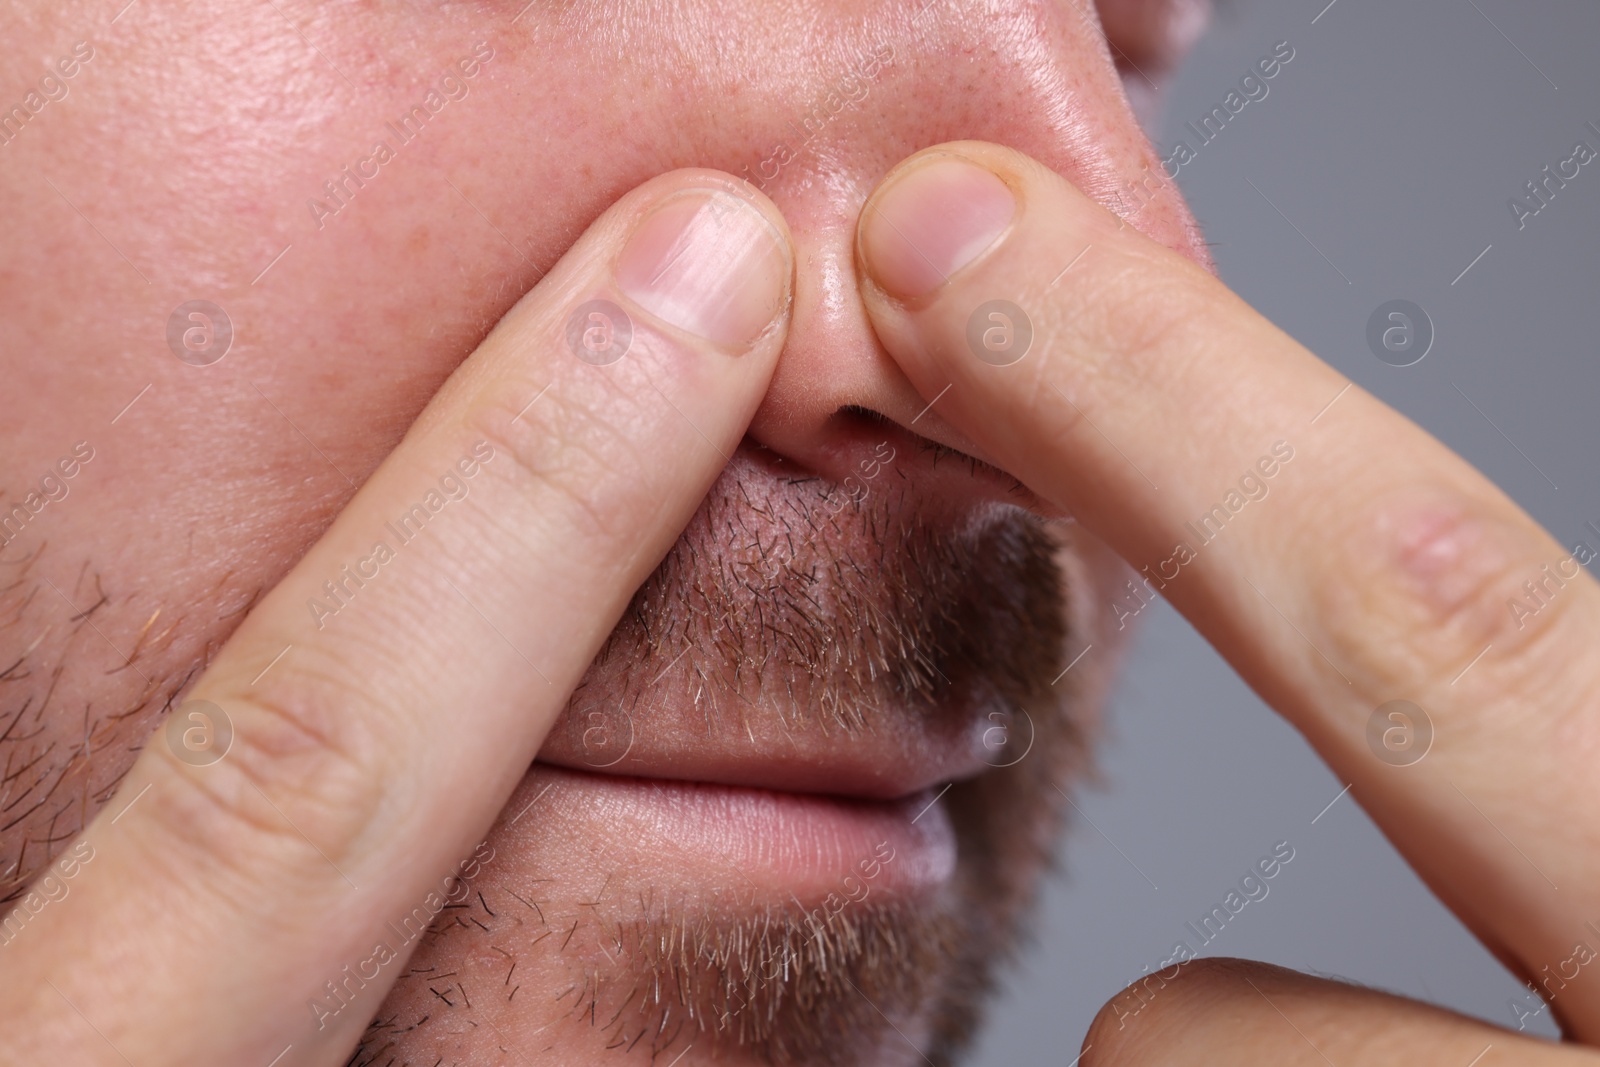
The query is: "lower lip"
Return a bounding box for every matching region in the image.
[517,764,958,902]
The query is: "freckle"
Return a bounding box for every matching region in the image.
[405,224,430,258]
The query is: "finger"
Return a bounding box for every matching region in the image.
[0,172,793,1067]
[1083,957,1584,1066]
[854,142,1600,1038]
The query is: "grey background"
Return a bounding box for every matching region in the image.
[971,0,1600,1060]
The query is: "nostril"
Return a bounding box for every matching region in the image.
[836,405,985,474]
[792,404,1045,516]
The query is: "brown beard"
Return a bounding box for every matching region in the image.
[353,446,1091,1066]
[576,448,1068,742]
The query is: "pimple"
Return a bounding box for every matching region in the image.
[1382,499,1519,626]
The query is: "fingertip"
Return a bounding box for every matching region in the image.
[857,151,1016,301]
[613,171,795,351]
[854,142,1112,306]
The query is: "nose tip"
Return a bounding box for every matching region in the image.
[744,185,997,491]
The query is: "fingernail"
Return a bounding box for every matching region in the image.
[616,190,790,347]
[859,156,1016,300]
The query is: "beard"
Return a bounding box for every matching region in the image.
[352,441,1093,1067]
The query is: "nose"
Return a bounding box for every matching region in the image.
[745,172,978,486]
[732,3,1211,489]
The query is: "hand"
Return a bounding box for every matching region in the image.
[0,171,793,1067]
[853,141,1600,1063]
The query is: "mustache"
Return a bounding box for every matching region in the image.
[570,449,1068,741]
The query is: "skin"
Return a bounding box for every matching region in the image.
[0,2,1201,1065]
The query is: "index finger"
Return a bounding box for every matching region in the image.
[854,142,1600,1038]
[0,171,793,1067]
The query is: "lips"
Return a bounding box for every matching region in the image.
[515,765,959,903]
[536,655,1008,800]
[538,694,994,800]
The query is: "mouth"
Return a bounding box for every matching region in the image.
[524,672,996,915]
[521,436,1055,910]
[532,429,1057,795]
[513,765,960,908]
[537,670,1014,800]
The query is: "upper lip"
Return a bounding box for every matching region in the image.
[535,691,996,800]
[533,431,1061,802]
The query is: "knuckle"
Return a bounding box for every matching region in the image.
[1089,253,1212,366]
[1037,253,1218,407]
[466,367,662,546]
[142,662,396,884]
[1023,260,1216,452]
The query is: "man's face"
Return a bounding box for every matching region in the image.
[0,1,1208,1062]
